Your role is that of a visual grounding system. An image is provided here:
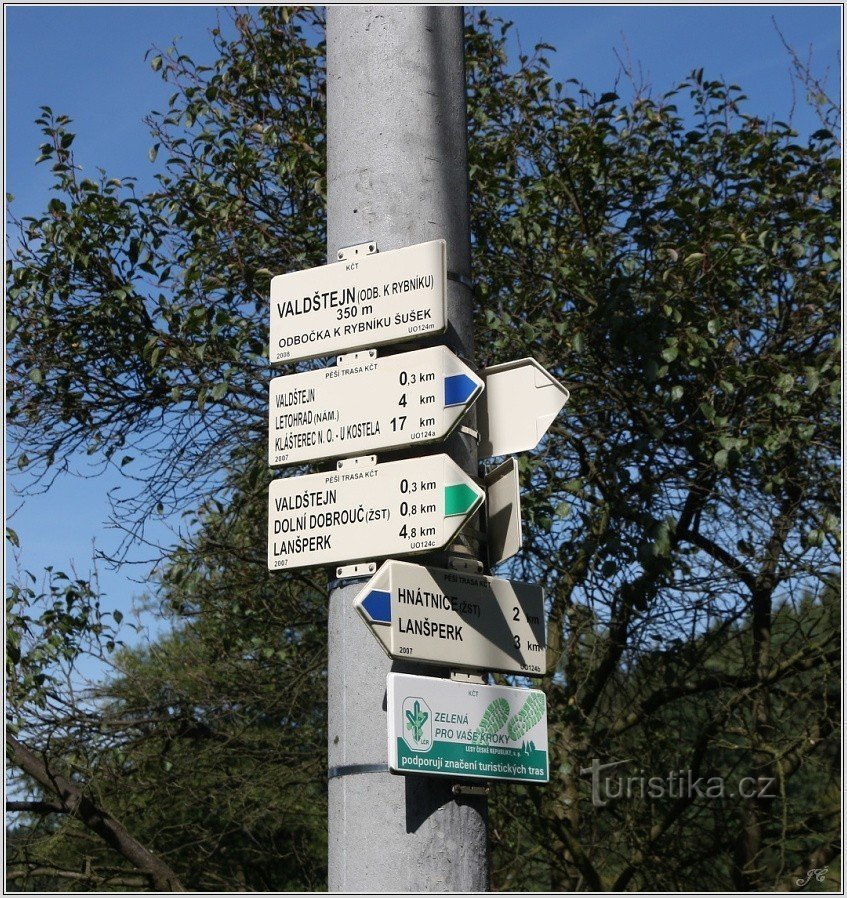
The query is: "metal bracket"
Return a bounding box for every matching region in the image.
[446,555,484,574]
[452,782,490,797]
[337,240,378,261]
[459,425,480,442]
[336,562,377,580]
[452,528,483,543]
[337,349,377,368]
[328,763,389,779]
[446,270,474,291]
[450,670,486,684]
[337,454,377,470]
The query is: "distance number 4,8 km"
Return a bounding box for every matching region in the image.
[398,525,437,540]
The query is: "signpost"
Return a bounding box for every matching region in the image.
[268,346,482,467]
[478,358,570,458]
[387,673,549,784]
[270,239,446,365]
[264,225,568,888]
[484,458,522,567]
[267,454,484,570]
[354,560,546,675]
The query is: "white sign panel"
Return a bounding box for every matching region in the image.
[387,673,549,783]
[267,455,484,570]
[478,358,570,458]
[484,457,522,567]
[270,239,446,364]
[354,560,546,675]
[268,346,483,467]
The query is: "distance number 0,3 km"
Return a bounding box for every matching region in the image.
[399,478,436,495]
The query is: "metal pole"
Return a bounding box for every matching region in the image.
[326,6,488,891]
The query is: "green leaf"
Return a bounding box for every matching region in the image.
[775,372,794,393]
[803,529,824,548]
[804,367,820,394]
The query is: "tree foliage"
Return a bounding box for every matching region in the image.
[6,7,840,892]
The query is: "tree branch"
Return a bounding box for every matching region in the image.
[6,733,184,891]
[6,800,67,815]
[6,865,148,888]
[678,527,757,592]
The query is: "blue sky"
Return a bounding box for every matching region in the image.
[5,4,842,660]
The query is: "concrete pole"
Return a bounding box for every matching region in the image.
[325,6,488,892]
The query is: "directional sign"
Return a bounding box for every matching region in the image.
[267,455,484,570]
[387,673,549,783]
[268,346,482,467]
[477,358,570,458]
[354,560,546,675]
[484,457,522,567]
[270,239,446,365]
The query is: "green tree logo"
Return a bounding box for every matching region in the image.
[401,696,432,752]
[405,700,429,743]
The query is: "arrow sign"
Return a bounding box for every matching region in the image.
[268,454,484,571]
[477,358,570,458]
[354,560,546,675]
[485,457,522,567]
[270,239,446,364]
[268,346,483,467]
[361,588,391,624]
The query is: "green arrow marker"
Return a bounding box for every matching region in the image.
[444,483,480,517]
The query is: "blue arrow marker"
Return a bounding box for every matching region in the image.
[444,373,478,408]
[361,589,391,624]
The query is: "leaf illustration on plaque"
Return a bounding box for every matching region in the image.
[507,692,546,741]
[473,697,509,743]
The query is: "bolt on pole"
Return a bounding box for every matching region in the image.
[325,5,489,891]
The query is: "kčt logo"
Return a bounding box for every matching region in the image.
[402,697,432,752]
